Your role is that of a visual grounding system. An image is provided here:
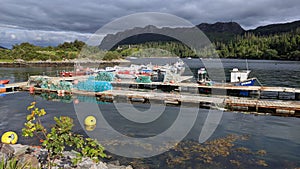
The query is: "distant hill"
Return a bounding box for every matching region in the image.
[100,20,300,49]
[0,46,7,49]
[197,22,244,34]
[196,22,245,42]
[100,22,245,49]
[250,20,300,35]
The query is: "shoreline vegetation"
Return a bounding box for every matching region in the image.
[0,26,300,63]
[115,29,300,61]
[0,59,130,67]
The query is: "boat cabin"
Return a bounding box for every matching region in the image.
[230,68,251,83]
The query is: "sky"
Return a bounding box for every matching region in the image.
[0,0,299,48]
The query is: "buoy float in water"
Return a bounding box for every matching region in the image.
[84,116,96,126]
[29,86,34,94]
[85,125,96,131]
[1,131,18,144]
[84,116,96,131]
[74,99,79,104]
[57,90,65,96]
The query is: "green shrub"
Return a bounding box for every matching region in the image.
[22,102,106,168]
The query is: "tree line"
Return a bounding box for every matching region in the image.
[0,40,85,61]
[0,39,121,61]
[1,28,300,61]
[215,28,300,60]
[117,28,300,60]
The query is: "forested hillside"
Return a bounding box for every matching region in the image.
[117,28,300,60]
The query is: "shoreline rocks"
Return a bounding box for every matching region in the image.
[0,143,133,169]
[0,59,130,68]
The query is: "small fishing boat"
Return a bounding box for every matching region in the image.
[197,67,257,96]
[115,70,137,79]
[230,68,256,86]
[105,67,117,72]
[0,79,9,84]
[197,68,256,86]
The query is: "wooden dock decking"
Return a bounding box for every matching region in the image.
[87,89,299,117]
[1,82,28,92]
[2,77,300,117]
[118,81,300,94]
[112,81,300,99]
[225,98,300,115]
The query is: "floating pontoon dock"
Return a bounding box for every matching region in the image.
[111,81,300,100]
[1,76,300,117]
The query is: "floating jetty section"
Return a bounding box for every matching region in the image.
[79,89,300,117]
[1,82,27,93]
[110,81,300,100]
[2,75,300,117]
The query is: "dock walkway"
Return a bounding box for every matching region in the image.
[71,88,300,117]
[111,81,300,100]
[2,77,300,117]
[96,89,300,116]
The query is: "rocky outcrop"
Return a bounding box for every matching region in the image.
[0,143,133,169]
[196,22,245,34]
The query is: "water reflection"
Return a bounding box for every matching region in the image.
[35,92,112,105]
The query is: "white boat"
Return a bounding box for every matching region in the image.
[128,56,138,59]
[230,68,256,86]
[115,73,136,79]
[105,67,116,72]
[197,68,256,86]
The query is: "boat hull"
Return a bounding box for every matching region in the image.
[0,79,9,84]
[235,78,256,86]
[116,73,136,79]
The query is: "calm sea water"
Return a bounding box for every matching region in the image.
[0,58,299,168]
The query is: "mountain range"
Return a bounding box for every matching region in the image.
[100,20,300,49]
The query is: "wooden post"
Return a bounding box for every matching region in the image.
[296,93,300,100]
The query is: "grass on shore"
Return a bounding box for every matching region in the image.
[0,59,14,63]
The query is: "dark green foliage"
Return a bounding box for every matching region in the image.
[215,29,300,60]
[0,40,86,61]
[102,51,121,60]
[117,28,300,60]
[118,41,197,58]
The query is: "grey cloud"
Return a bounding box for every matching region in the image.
[0,27,92,48]
[1,0,299,32]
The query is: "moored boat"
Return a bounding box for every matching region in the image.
[0,79,9,84]
[230,68,256,86]
[197,68,257,86]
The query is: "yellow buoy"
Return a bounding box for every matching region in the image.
[85,125,96,131]
[84,116,96,126]
[1,131,18,144]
